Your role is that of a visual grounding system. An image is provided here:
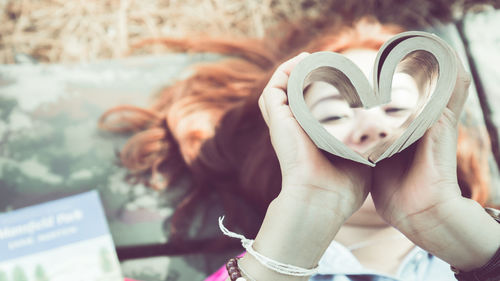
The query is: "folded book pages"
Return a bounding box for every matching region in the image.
[287,31,458,166]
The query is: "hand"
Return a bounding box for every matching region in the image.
[371,56,500,271]
[258,52,371,220]
[239,52,372,281]
[371,53,471,234]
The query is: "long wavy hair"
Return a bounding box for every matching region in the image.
[99,17,493,240]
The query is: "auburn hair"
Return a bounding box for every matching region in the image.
[99,17,493,240]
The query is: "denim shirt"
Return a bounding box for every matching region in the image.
[312,240,457,281]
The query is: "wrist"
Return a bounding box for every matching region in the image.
[239,189,345,281]
[400,196,500,271]
[280,182,361,221]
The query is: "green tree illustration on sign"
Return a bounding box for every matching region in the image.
[35,264,49,281]
[0,270,9,281]
[100,247,113,273]
[12,266,27,281]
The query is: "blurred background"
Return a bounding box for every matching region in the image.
[1,0,324,63]
[1,1,500,281]
[1,0,498,64]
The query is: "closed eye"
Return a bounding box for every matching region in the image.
[385,107,408,114]
[319,115,348,123]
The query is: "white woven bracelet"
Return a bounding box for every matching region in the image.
[218,216,319,277]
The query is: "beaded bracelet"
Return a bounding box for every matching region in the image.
[226,258,247,281]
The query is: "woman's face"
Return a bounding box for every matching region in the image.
[304,49,420,155]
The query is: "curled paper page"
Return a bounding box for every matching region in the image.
[287,31,458,166]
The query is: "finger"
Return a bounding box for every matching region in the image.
[259,52,309,127]
[262,52,309,125]
[446,52,471,125]
[265,52,310,91]
[262,87,290,127]
[258,95,270,126]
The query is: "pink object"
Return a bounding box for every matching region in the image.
[123,252,246,281]
[204,252,245,281]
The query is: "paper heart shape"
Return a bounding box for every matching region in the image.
[287,31,459,166]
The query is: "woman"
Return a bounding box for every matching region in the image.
[99,18,500,280]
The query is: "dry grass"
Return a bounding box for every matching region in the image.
[0,0,325,63]
[0,0,497,64]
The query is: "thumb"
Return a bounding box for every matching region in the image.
[446,53,471,125]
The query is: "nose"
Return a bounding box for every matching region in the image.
[356,129,387,144]
[348,109,389,148]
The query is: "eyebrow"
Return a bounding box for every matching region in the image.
[310,94,345,110]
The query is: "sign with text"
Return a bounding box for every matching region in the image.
[0,190,123,281]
